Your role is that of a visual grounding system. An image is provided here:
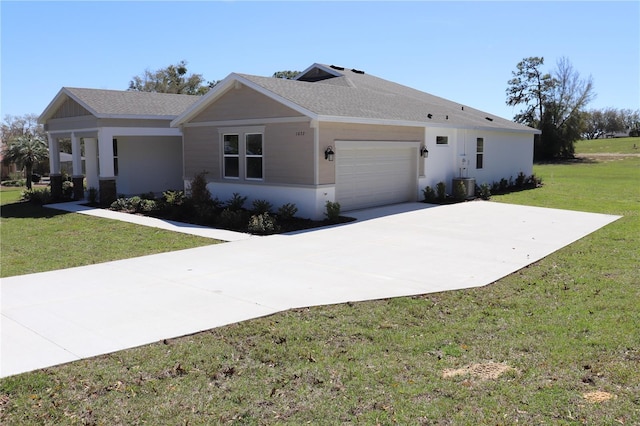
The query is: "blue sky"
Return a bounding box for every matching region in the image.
[1,1,638,121]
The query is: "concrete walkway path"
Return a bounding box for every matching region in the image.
[0,201,619,378]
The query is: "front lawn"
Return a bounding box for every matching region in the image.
[1,157,638,424]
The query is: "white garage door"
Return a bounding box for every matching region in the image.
[335,142,417,212]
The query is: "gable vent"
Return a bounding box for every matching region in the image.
[351,68,365,74]
[330,65,344,70]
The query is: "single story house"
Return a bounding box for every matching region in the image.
[40,63,539,218]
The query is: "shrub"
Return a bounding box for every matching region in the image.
[277,203,298,220]
[247,212,279,235]
[218,208,249,230]
[225,193,247,211]
[163,190,185,206]
[62,180,74,199]
[252,199,273,214]
[453,180,467,201]
[499,178,509,192]
[479,183,491,200]
[515,172,527,188]
[436,181,446,200]
[422,186,436,203]
[20,188,51,204]
[325,201,341,222]
[110,196,156,213]
[139,191,156,200]
[189,171,212,205]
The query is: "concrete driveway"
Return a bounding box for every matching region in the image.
[0,201,619,377]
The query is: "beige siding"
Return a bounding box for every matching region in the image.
[45,115,98,132]
[98,118,173,128]
[318,122,424,184]
[183,126,218,178]
[191,85,304,122]
[52,98,92,119]
[264,122,314,185]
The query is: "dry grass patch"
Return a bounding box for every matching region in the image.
[442,362,515,381]
[583,391,615,403]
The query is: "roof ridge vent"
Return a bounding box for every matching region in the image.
[485,117,494,121]
[330,65,344,70]
[351,68,365,74]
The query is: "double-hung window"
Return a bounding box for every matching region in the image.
[221,126,264,180]
[223,134,240,178]
[476,138,484,169]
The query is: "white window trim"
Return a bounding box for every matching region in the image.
[219,126,265,181]
[244,133,263,181]
[222,133,240,179]
[476,137,484,169]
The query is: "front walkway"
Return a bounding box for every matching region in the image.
[0,201,620,378]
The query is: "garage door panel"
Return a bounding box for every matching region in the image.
[336,144,417,211]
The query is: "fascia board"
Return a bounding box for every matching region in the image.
[316,115,540,134]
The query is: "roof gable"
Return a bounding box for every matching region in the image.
[40,87,201,124]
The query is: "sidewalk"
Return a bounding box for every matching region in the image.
[46,201,252,242]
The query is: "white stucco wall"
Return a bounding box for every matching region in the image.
[423,127,534,193]
[116,136,184,195]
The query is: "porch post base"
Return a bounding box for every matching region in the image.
[50,174,63,201]
[99,179,117,206]
[72,176,85,200]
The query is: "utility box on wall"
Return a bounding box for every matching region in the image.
[452,177,476,199]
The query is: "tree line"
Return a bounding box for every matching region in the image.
[506,56,639,160]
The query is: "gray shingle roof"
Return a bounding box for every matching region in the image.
[64,87,200,118]
[236,65,535,132]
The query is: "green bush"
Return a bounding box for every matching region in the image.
[515,172,527,188]
[163,190,185,206]
[110,196,157,213]
[436,181,446,200]
[62,180,74,199]
[251,199,273,214]
[453,180,467,201]
[325,201,341,222]
[139,191,156,200]
[247,212,279,235]
[479,183,491,200]
[422,186,436,202]
[225,193,247,211]
[189,171,212,205]
[499,178,509,192]
[277,203,298,220]
[218,208,249,230]
[20,188,51,204]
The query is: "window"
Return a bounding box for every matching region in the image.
[476,138,484,169]
[436,136,448,145]
[220,127,265,180]
[245,133,263,180]
[112,138,119,176]
[223,134,239,178]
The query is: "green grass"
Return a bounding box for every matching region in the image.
[0,188,219,277]
[1,157,639,425]
[574,136,640,154]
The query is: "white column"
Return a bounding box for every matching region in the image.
[84,137,99,190]
[71,132,82,177]
[47,133,61,174]
[97,128,115,178]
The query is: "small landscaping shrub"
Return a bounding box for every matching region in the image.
[325,201,341,223]
[277,203,298,220]
[422,186,436,203]
[251,199,273,214]
[110,196,157,213]
[453,180,467,201]
[479,183,491,200]
[163,190,185,206]
[20,188,51,204]
[62,180,74,199]
[436,181,446,200]
[225,193,247,211]
[515,171,527,188]
[247,212,279,235]
[189,171,212,205]
[218,208,249,230]
[139,191,156,200]
[499,178,509,192]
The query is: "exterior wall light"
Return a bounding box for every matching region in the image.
[325,146,335,161]
[420,146,429,158]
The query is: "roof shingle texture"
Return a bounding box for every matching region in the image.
[65,87,200,117]
[238,66,531,132]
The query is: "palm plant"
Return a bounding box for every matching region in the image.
[1,134,49,189]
